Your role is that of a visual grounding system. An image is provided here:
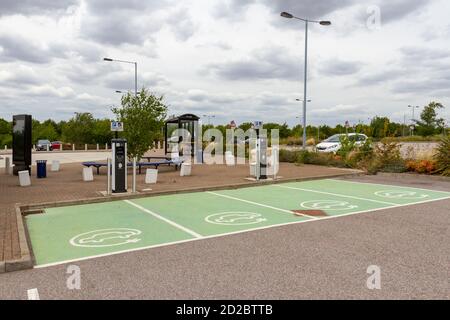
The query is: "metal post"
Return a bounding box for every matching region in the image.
[132,157,137,193]
[317,125,320,144]
[302,20,308,150]
[134,63,138,96]
[107,158,111,195]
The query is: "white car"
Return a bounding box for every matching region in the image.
[316,133,368,153]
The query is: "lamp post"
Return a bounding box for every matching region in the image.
[103,58,138,96]
[281,11,331,150]
[408,105,420,136]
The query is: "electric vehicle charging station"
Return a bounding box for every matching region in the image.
[253,121,267,180]
[112,138,127,193]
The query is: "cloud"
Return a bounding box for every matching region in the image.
[80,0,196,46]
[0,0,79,16]
[205,45,301,81]
[102,70,170,91]
[376,0,429,23]
[319,59,364,76]
[0,65,43,87]
[0,33,66,63]
[357,69,406,86]
[26,84,76,98]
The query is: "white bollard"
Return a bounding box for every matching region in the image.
[250,162,256,177]
[72,144,75,151]
[180,163,191,177]
[8,163,14,175]
[18,170,31,187]
[60,144,63,151]
[46,144,49,152]
[105,143,108,150]
[4,145,6,151]
[225,151,235,166]
[132,157,137,193]
[145,169,158,184]
[51,160,60,172]
[85,144,88,151]
[82,167,94,182]
[96,144,99,151]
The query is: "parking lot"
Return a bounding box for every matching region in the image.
[1,174,449,299]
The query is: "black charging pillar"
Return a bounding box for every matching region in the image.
[253,121,267,180]
[12,115,32,175]
[112,138,127,193]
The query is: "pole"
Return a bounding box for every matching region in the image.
[134,62,138,96]
[403,114,406,137]
[107,158,111,195]
[132,157,137,193]
[302,20,308,150]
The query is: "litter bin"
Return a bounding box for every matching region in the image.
[36,160,47,178]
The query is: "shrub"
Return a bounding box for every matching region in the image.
[279,149,301,163]
[433,135,450,176]
[406,159,437,174]
[296,150,347,167]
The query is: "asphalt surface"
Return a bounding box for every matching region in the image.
[0,175,449,300]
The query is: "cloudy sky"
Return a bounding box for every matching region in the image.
[0,0,449,127]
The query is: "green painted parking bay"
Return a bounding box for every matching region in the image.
[26,179,450,267]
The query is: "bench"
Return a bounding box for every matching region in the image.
[82,160,183,175]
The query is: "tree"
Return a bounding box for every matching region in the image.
[93,119,114,144]
[62,113,96,144]
[370,116,390,139]
[238,122,253,132]
[32,119,59,143]
[0,118,12,147]
[415,101,445,136]
[112,89,167,160]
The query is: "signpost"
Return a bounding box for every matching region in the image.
[111,121,124,139]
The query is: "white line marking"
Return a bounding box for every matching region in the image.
[327,179,450,195]
[34,195,450,269]
[124,200,203,238]
[206,191,319,220]
[27,288,40,300]
[274,185,399,206]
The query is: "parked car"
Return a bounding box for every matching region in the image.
[51,141,63,150]
[316,133,368,153]
[36,139,52,151]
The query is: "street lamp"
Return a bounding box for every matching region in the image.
[103,57,138,96]
[408,105,420,136]
[281,12,331,149]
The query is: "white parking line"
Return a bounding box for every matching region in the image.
[273,185,399,206]
[34,195,450,270]
[327,179,450,195]
[206,191,319,220]
[124,200,203,238]
[27,288,40,300]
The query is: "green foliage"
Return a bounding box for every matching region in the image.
[433,135,450,176]
[112,88,167,160]
[32,119,59,143]
[415,101,445,137]
[336,135,357,158]
[371,141,406,173]
[238,122,253,132]
[0,118,12,147]
[263,122,290,139]
[62,112,96,144]
[92,119,114,144]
